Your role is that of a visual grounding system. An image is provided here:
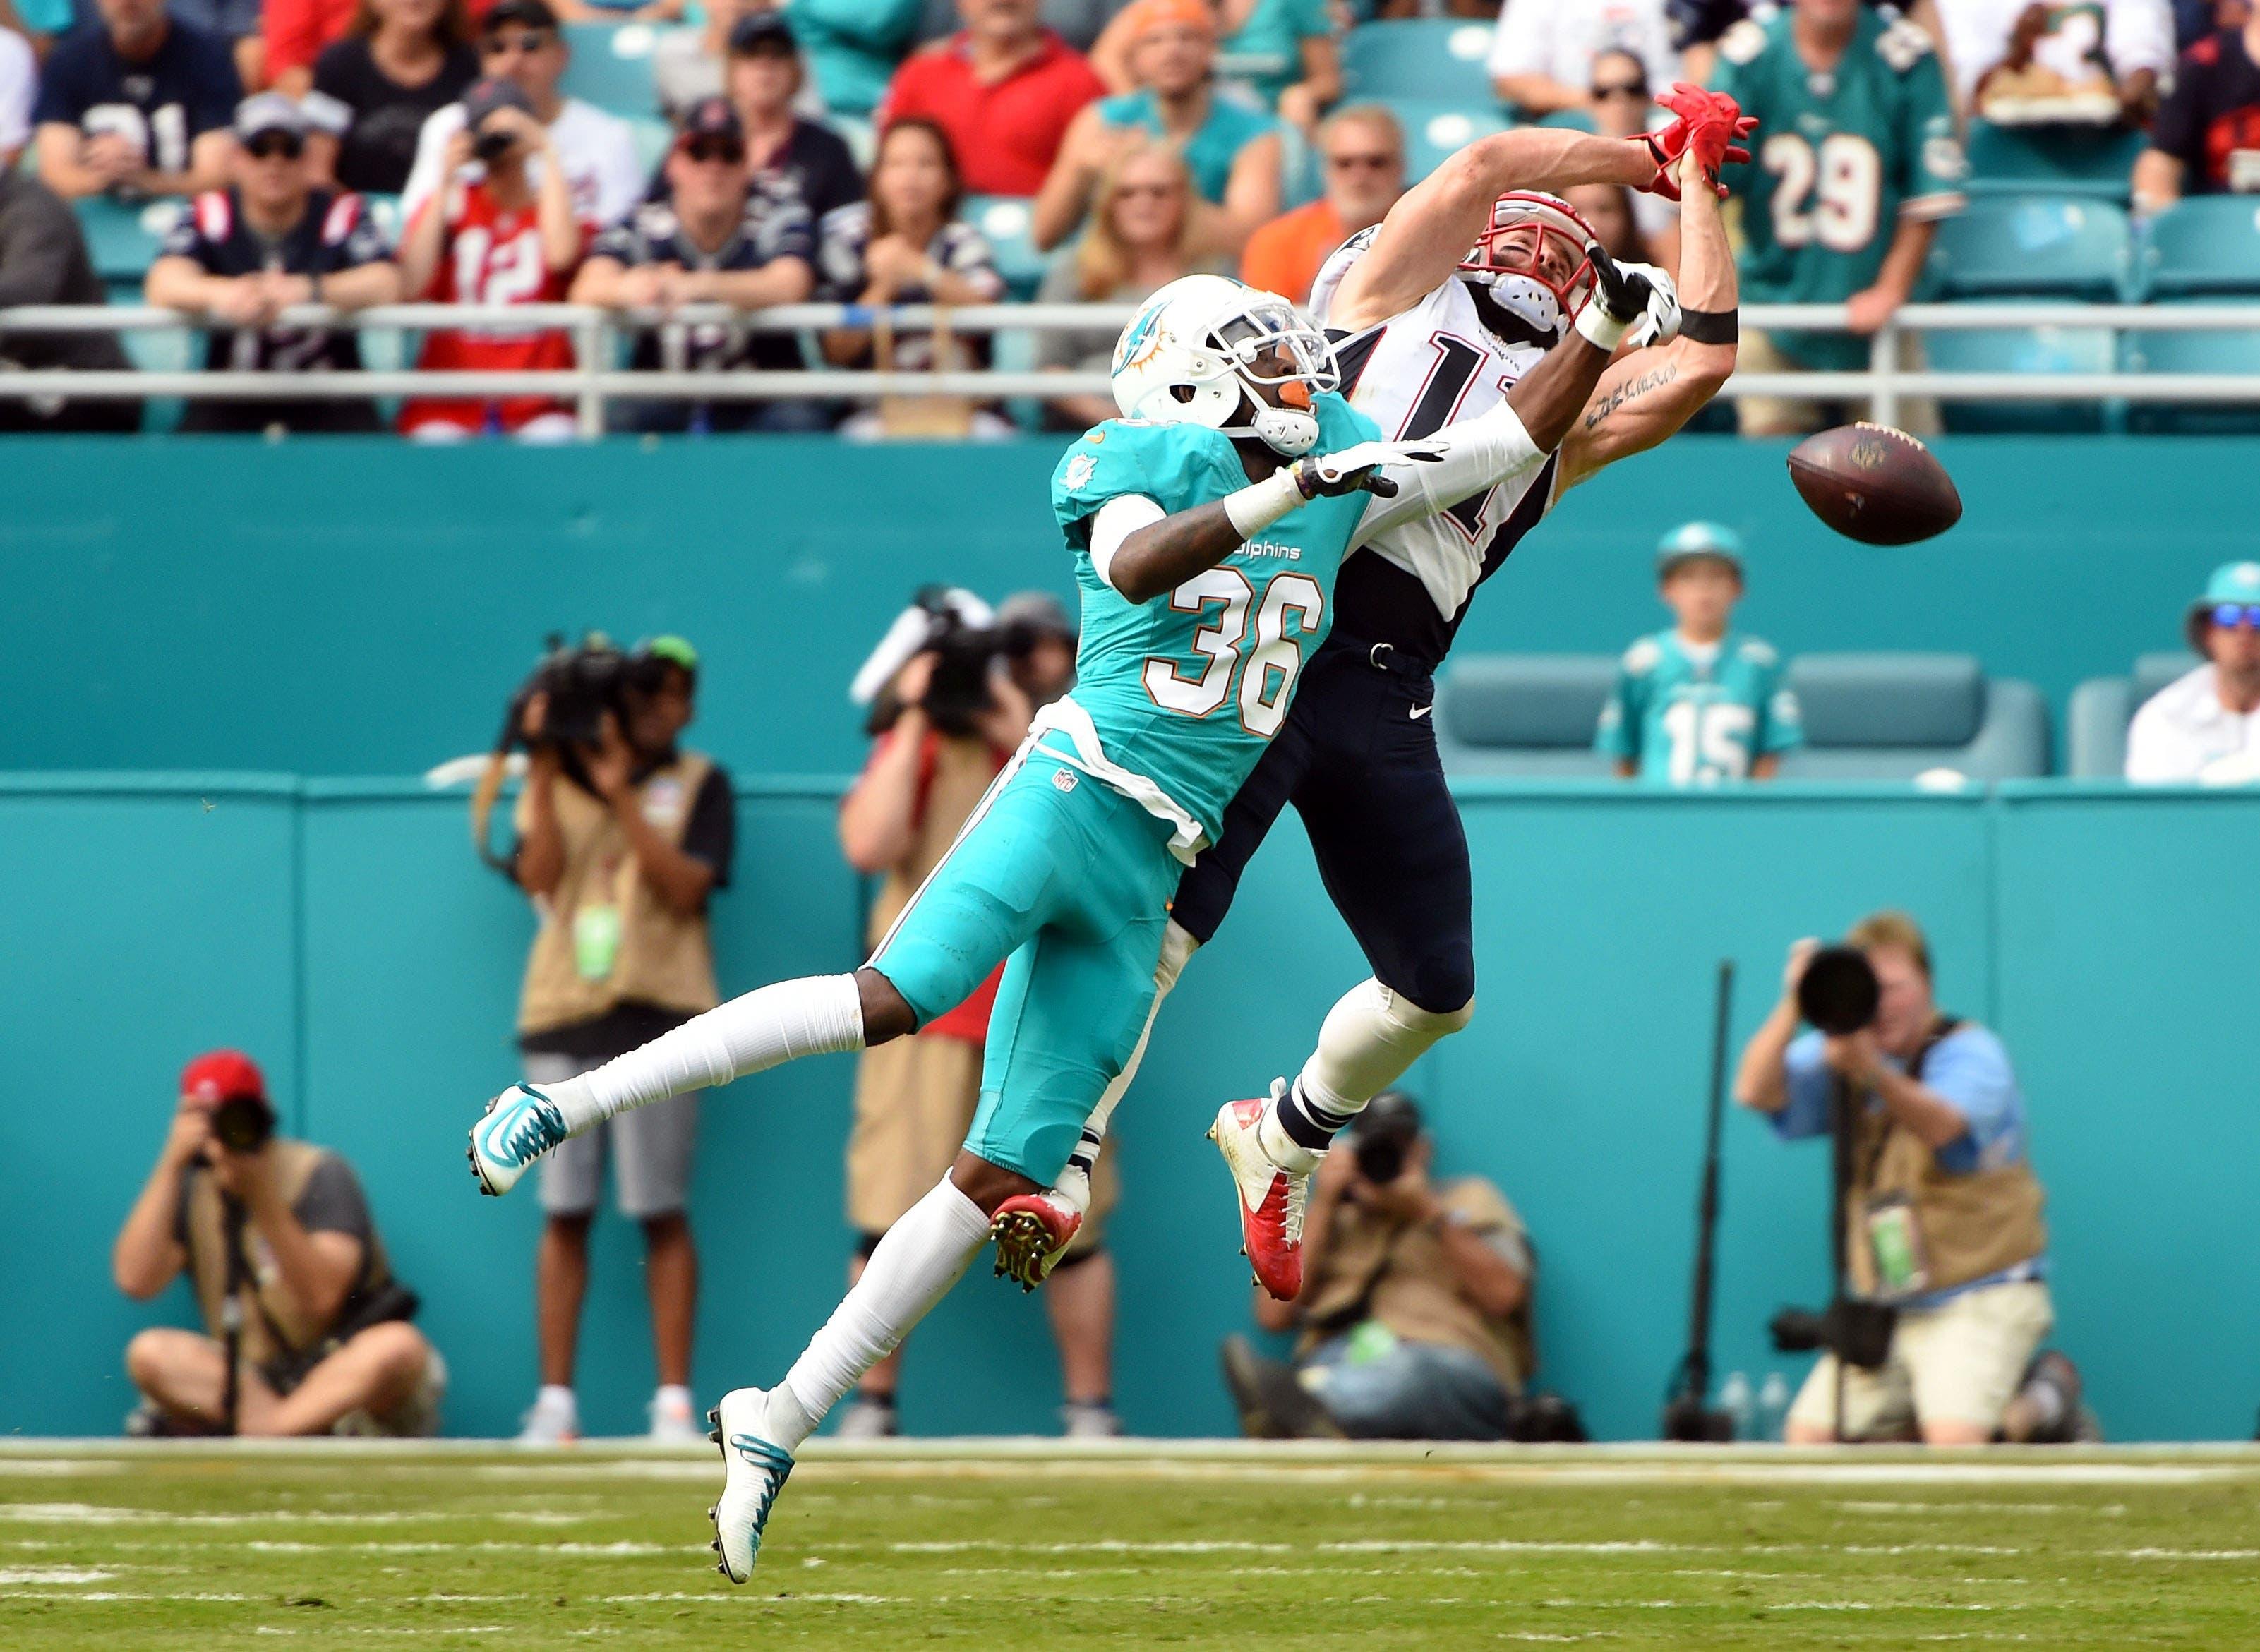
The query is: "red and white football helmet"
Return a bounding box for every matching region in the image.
[1459,191,1599,340]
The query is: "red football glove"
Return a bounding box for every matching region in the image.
[1637,83,1757,200]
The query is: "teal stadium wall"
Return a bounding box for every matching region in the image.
[1,435,2257,773]
[4,777,2255,1443]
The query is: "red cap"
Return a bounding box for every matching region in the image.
[181,1049,268,1107]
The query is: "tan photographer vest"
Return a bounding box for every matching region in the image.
[1845,1025,2049,1299]
[183,1142,395,1368]
[517,753,722,1038]
[863,733,1006,950]
[1296,1178,1536,1393]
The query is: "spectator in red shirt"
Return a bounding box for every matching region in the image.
[396,75,587,440]
[2134,6,2260,208]
[877,0,1104,198]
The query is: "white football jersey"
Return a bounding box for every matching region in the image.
[1313,227,1563,667]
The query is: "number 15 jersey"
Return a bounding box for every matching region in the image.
[1047,390,1380,861]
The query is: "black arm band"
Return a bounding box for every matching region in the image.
[1678,307,1739,345]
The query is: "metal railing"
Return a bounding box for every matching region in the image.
[1,301,2255,438]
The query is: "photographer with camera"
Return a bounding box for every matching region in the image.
[113,1051,441,1437]
[1735,911,2055,1446]
[834,588,1118,1438]
[1219,1092,1536,1442]
[493,634,735,1445]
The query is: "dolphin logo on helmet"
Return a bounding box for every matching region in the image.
[1110,274,1341,457]
[1458,191,1601,342]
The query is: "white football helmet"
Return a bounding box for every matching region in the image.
[1110,274,1339,457]
[1459,191,1600,341]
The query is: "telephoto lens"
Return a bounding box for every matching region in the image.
[1796,945,1880,1034]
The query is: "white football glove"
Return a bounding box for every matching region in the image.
[1295,438,1449,500]
[1621,261,1682,349]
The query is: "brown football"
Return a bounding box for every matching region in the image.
[1786,423,1963,545]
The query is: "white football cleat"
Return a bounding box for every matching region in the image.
[707,1387,795,1584]
[467,1082,570,1197]
[1209,1085,1311,1301]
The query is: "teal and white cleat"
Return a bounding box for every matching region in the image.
[706,1387,796,1583]
[467,1083,568,1197]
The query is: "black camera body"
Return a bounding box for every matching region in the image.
[509,634,673,754]
[473,123,518,164]
[210,1092,276,1153]
[1349,1090,1422,1185]
[919,604,1007,738]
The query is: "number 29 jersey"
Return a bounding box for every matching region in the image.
[1046,390,1381,860]
[1308,232,1562,671]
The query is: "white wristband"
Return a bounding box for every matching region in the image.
[1575,301,1633,352]
[1222,466,1306,539]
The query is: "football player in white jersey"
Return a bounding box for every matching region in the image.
[986,87,1756,1301]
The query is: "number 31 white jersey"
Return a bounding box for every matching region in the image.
[1312,227,1563,668]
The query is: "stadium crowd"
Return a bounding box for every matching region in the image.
[1,0,2254,435]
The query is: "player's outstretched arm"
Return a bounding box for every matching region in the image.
[1328,128,1656,333]
[1557,142,1741,493]
[1352,243,1665,545]
[1101,445,1440,605]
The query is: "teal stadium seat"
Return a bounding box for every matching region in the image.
[1434,654,1616,778]
[560,21,662,117]
[1961,119,2144,200]
[963,196,1047,300]
[1340,20,1500,107]
[76,195,186,290]
[2067,651,2203,777]
[1772,653,2050,780]
[2136,196,2260,296]
[1925,318,2117,433]
[1383,100,1509,186]
[626,114,673,174]
[2121,307,2260,434]
[1926,194,2132,300]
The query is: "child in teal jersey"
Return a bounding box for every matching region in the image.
[1597,521,1803,784]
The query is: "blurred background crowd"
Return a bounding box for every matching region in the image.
[2,0,2256,435]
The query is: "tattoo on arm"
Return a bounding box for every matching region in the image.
[1581,359,1681,432]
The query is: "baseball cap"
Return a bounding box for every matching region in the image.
[1655,520,1744,579]
[181,1049,268,1107]
[727,10,798,54]
[462,75,536,131]
[2187,559,2260,649]
[638,634,701,673]
[675,96,745,147]
[233,92,310,146]
[1119,0,1216,38]
[997,591,1076,644]
[483,0,559,30]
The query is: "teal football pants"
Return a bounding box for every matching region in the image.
[868,738,1179,1185]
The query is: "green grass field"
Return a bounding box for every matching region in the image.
[4,1442,2258,1649]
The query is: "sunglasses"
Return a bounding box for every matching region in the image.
[245,133,304,159]
[682,138,746,164]
[481,29,554,55]
[1592,80,1647,100]
[2211,603,2260,628]
[1326,151,1397,171]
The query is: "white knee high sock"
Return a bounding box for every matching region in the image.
[1258,978,1474,1164]
[544,974,865,1134]
[1049,920,1198,1214]
[771,1178,992,1447]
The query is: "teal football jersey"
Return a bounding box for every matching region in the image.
[1048,390,1381,848]
[1595,630,1803,784]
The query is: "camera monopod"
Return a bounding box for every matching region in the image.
[220,1198,248,1437]
[1798,946,1883,1445]
[1661,959,1736,1442]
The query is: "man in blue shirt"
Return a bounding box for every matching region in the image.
[33,0,240,200]
[1597,521,1802,784]
[1734,910,2054,1445]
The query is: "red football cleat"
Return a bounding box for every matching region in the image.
[1208,1095,1309,1302]
[989,1190,1082,1293]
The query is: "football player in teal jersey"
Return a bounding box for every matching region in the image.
[462,260,1668,1580]
[1597,521,1803,783]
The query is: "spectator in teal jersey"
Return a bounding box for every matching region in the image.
[1033,0,1280,253]
[1596,522,1803,785]
[786,0,926,116]
[1708,0,1964,438]
[1093,0,1337,130]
